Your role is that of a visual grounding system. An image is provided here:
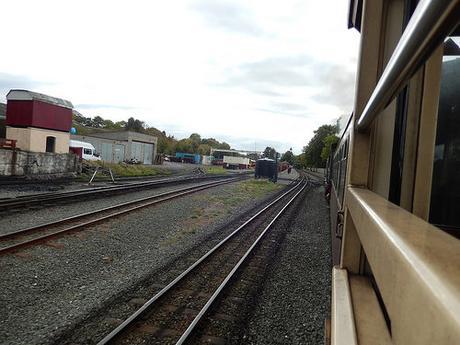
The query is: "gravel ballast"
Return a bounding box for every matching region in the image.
[242,185,331,344]
[0,178,234,234]
[0,166,197,199]
[0,179,284,345]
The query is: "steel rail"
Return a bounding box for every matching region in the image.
[0,178,239,241]
[357,0,460,131]
[0,173,237,208]
[0,174,187,202]
[96,178,306,345]
[0,177,242,255]
[176,180,307,344]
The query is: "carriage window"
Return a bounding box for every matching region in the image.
[339,139,348,203]
[429,36,460,234]
[84,148,92,155]
[331,138,349,207]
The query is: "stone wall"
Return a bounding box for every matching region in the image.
[0,149,81,176]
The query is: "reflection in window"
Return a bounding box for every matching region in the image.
[429,37,460,233]
[332,138,348,207]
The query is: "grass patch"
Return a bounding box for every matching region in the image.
[79,161,171,179]
[237,179,284,197]
[160,178,284,247]
[202,166,228,175]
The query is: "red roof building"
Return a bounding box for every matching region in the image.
[5,90,73,153]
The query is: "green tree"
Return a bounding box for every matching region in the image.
[126,117,145,132]
[198,144,211,155]
[321,134,339,162]
[303,124,338,168]
[92,116,105,128]
[280,149,295,165]
[114,120,127,129]
[189,133,202,144]
[175,139,195,153]
[102,119,115,128]
[219,142,231,150]
[263,146,276,159]
[84,117,94,127]
[72,111,86,124]
[157,137,168,154]
[187,133,201,152]
[201,138,220,147]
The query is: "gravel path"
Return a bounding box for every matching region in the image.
[242,185,331,344]
[0,179,284,345]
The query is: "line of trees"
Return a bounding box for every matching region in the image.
[296,123,339,169]
[72,113,231,155]
[173,133,230,156]
[263,122,340,170]
[73,113,340,166]
[73,112,127,130]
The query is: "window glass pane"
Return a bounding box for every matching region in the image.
[429,37,460,231]
[339,140,348,203]
[84,148,92,155]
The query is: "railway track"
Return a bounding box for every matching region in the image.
[94,177,308,345]
[0,173,244,212]
[303,169,324,183]
[0,177,243,255]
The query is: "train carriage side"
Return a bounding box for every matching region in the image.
[330,1,460,344]
[327,114,352,266]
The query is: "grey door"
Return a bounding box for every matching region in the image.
[143,143,153,164]
[101,143,113,162]
[131,142,143,162]
[114,144,125,163]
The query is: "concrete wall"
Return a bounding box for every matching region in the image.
[0,149,80,176]
[6,126,69,153]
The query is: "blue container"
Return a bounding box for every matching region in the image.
[175,152,201,164]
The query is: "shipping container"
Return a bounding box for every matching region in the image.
[175,152,201,164]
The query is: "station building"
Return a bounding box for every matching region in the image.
[5,90,73,153]
[71,131,158,164]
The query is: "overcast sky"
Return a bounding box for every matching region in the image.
[0,0,359,154]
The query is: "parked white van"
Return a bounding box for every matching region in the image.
[69,140,101,161]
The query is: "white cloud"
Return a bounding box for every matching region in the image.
[0,0,359,154]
